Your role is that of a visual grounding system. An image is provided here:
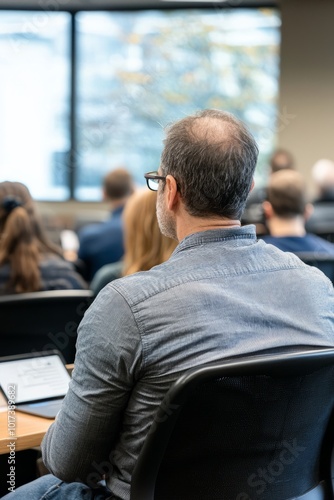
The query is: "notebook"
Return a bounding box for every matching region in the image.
[0,350,71,419]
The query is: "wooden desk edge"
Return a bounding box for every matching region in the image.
[0,411,54,454]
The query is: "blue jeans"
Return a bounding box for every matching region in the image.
[1,474,113,499]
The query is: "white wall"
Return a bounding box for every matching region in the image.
[278,0,334,191]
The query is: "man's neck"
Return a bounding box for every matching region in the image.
[267,216,306,237]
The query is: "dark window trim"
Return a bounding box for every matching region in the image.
[0,2,277,13]
[69,12,76,199]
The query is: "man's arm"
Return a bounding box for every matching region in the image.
[41,284,142,484]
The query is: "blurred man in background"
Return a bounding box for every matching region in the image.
[312,158,334,203]
[305,159,334,241]
[262,169,334,254]
[78,168,134,281]
[242,148,295,233]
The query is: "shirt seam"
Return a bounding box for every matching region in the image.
[108,285,147,372]
[114,262,307,309]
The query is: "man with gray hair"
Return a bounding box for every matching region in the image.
[262,169,334,254]
[9,110,334,499]
[306,158,334,236]
[312,158,334,203]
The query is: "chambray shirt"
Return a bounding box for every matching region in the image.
[42,226,334,499]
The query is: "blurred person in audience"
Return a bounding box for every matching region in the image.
[77,168,134,282]
[9,110,334,500]
[0,181,87,295]
[242,148,295,232]
[269,148,295,174]
[262,169,334,254]
[90,189,177,294]
[306,159,334,237]
[311,158,334,203]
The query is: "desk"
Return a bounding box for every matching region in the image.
[0,410,54,454]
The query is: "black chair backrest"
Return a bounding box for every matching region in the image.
[0,290,94,363]
[131,348,334,500]
[306,203,334,241]
[295,253,334,285]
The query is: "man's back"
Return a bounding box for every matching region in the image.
[78,206,124,280]
[42,226,334,499]
[262,233,334,254]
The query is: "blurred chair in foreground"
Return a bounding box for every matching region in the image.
[0,290,94,363]
[91,190,177,295]
[131,348,334,500]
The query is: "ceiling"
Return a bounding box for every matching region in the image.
[0,0,277,11]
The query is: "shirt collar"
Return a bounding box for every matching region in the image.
[173,225,257,255]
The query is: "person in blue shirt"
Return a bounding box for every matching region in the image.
[7,110,334,500]
[77,168,134,281]
[262,169,334,254]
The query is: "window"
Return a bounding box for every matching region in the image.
[0,8,280,201]
[0,11,71,200]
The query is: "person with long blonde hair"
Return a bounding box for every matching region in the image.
[91,189,177,293]
[0,181,86,294]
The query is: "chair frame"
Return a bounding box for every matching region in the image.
[131,348,334,500]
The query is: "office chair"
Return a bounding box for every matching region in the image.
[295,253,334,285]
[131,348,334,500]
[0,290,94,363]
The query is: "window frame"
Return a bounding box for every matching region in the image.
[0,2,279,201]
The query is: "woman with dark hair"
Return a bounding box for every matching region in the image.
[0,181,87,294]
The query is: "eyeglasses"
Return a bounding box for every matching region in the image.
[144,171,166,191]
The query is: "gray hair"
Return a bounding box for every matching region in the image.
[160,109,259,219]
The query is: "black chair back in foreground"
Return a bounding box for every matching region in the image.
[131,348,334,500]
[295,253,334,285]
[0,290,94,363]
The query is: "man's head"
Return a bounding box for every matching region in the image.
[270,149,295,174]
[103,168,134,203]
[264,170,309,219]
[312,158,334,198]
[159,109,258,223]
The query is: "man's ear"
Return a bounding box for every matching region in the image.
[250,178,255,193]
[304,203,314,221]
[262,200,273,219]
[165,175,179,211]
